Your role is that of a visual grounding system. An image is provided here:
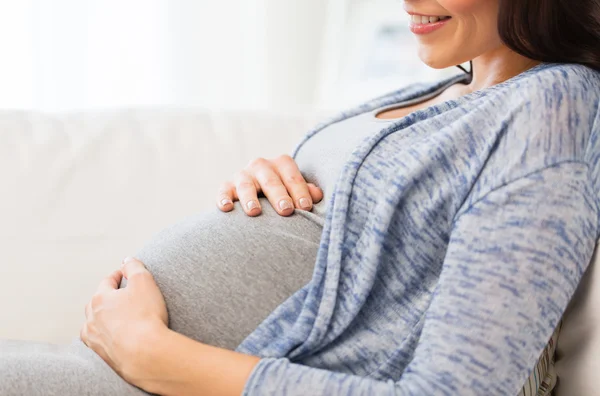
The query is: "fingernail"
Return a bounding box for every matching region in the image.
[221,198,232,207]
[279,199,293,211]
[246,200,259,211]
[122,257,133,267]
[299,198,311,209]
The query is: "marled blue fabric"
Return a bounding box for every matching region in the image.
[235,63,600,395]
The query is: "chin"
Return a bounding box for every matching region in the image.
[416,47,456,70]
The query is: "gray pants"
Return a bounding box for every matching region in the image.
[0,199,323,395]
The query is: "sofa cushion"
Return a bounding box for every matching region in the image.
[554,241,600,396]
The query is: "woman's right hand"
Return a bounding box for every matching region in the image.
[216,154,324,217]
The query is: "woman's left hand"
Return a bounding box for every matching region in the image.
[81,257,169,384]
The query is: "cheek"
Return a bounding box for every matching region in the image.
[413,0,501,68]
[438,0,500,43]
[437,0,487,14]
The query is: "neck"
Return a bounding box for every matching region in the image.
[465,46,540,93]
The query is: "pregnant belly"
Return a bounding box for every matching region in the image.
[123,198,322,350]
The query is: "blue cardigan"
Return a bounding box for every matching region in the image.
[235,63,600,395]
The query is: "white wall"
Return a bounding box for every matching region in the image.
[0,1,330,113]
[0,1,35,109]
[263,0,329,111]
[1,0,173,111]
[165,1,268,110]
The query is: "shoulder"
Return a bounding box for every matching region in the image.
[463,64,600,208]
[505,63,600,119]
[485,63,600,162]
[522,63,600,93]
[523,64,600,160]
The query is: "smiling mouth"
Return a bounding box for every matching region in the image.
[409,15,451,24]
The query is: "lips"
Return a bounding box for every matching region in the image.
[407,14,452,35]
[409,15,451,24]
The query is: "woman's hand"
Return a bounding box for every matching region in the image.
[81,258,260,396]
[80,257,169,385]
[216,154,324,217]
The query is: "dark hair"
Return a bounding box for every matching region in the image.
[497,0,600,71]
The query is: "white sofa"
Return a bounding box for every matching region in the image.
[1,107,598,395]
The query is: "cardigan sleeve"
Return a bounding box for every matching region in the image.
[240,161,598,396]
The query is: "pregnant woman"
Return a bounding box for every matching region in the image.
[2,0,600,395]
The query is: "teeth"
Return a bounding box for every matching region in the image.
[411,15,449,24]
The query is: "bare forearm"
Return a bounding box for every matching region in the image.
[133,327,260,396]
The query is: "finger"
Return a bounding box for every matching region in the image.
[307,183,324,203]
[121,257,149,280]
[216,181,236,212]
[96,269,123,294]
[272,155,313,211]
[234,170,262,216]
[250,159,294,217]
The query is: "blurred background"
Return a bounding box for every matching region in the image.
[0,0,457,114]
